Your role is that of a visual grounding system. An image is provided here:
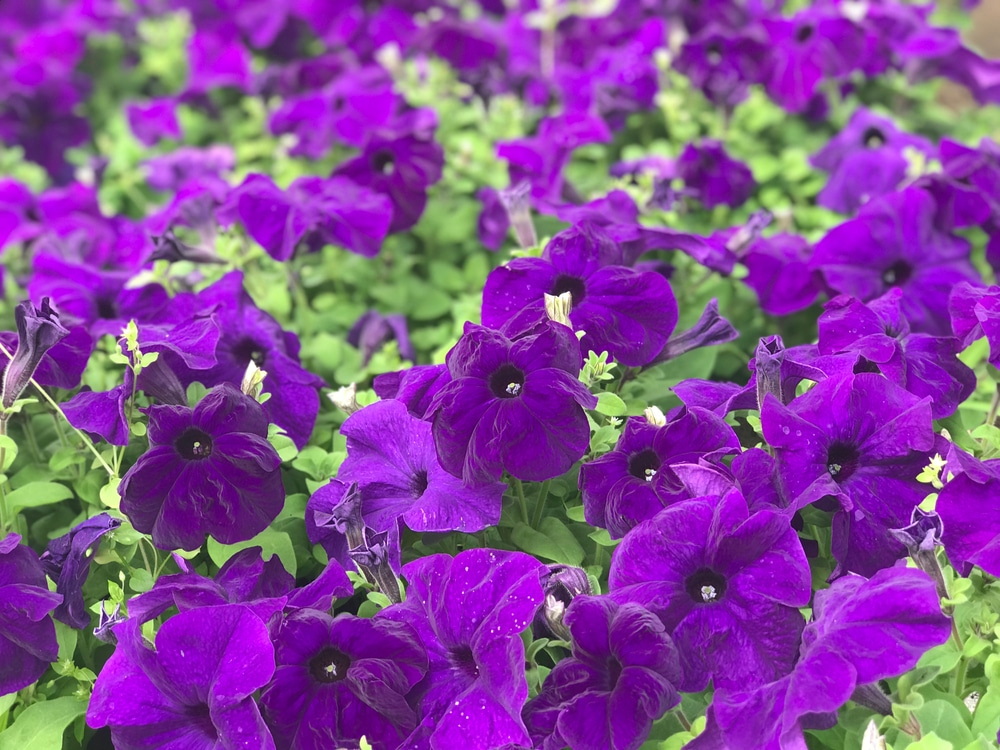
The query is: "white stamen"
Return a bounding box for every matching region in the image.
[506,382,522,396]
[700,585,717,602]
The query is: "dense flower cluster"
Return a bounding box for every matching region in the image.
[0,0,999,749]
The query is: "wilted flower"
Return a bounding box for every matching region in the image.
[40,513,121,629]
[119,384,285,551]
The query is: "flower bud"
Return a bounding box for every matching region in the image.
[500,181,537,249]
[644,405,667,427]
[1,298,69,411]
[755,335,786,411]
[544,291,573,328]
[533,564,592,641]
[241,361,267,400]
[328,383,360,415]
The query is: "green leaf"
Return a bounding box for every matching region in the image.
[913,700,974,748]
[5,481,73,515]
[99,477,121,510]
[511,518,585,565]
[594,392,627,417]
[129,568,154,593]
[971,654,1000,738]
[0,435,18,472]
[905,734,953,750]
[0,696,87,750]
[207,527,297,577]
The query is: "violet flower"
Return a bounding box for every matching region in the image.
[936,465,1000,577]
[377,548,546,749]
[430,321,597,484]
[695,568,951,750]
[1,297,69,411]
[125,98,182,146]
[810,186,979,337]
[579,408,740,539]
[524,597,681,750]
[609,491,811,693]
[676,140,755,209]
[762,372,935,577]
[675,24,770,110]
[950,281,1000,368]
[336,399,507,534]
[87,605,276,750]
[482,222,679,367]
[119,384,285,551]
[260,609,427,749]
[40,513,121,629]
[0,533,61,696]
[739,233,821,317]
[373,363,452,420]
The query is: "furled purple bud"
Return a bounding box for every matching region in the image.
[500,181,537,248]
[726,209,773,254]
[649,299,738,364]
[755,335,786,411]
[1,298,69,411]
[348,526,402,604]
[149,230,224,264]
[347,310,415,366]
[889,508,950,611]
[533,564,593,641]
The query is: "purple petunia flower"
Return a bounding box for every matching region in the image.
[373,363,452,420]
[0,533,61,696]
[524,596,681,750]
[333,108,444,234]
[935,461,1000,577]
[811,186,979,336]
[609,491,810,693]
[579,407,740,539]
[430,321,597,484]
[218,173,393,261]
[676,140,756,209]
[811,108,934,214]
[696,568,950,750]
[481,223,679,367]
[125,98,182,146]
[165,271,324,449]
[738,232,821,317]
[818,290,975,418]
[762,372,935,577]
[675,24,770,110]
[87,604,276,750]
[260,609,427,749]
[336,399,507,534]
[377,548,546,750]
[950,281,1000,367]
[119,383,285,551]
[40,513,121,629]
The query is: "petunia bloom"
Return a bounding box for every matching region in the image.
[119,384,285,551]
[608,491,811,693]
[676,140,755,209]
[0,533,61,696]
[481,223,679,367]
[524,596,681,750]
[87,604,276,750]
[377,548,546,750]
[579,407,740,538]
[260,609,427,749]
[762,372,935,577]
[430,321,597,484]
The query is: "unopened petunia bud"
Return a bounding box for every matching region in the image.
[889,508,950,611]
[533,564,592,640]
[241,361,267,400]
[500,181,537,248]
[1,298,69,412]
[544,291,573,328]
[93,602,126,644]
[650,299,738,364]
[348,526,402,604]
[328,383,360,415]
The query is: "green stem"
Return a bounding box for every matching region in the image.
[986,383,1000,429]
[531,480,550,529]
[674,708,692,732]
[951,618,967,697]
[0,416,10,533]
[512,477,529,525]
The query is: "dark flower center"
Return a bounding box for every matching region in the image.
[449,645,480,681]
[862,126,886,148]
[488,363,525,399]
[685,567,727,603]
[308,646,352,684]
[881,260,913,287]
[410,469,429,498]
[627,449,661,483]
[607,657,624,690]
[706,42,722,65]
[549,274,587,304]
[233,337,266,367]
[371,148,395,175]
[852,357,882,375]
[95,296,118,320]
[795,24,814,43]
[175,428,213,460]
[184,704,217,741]
[826,442,860,482]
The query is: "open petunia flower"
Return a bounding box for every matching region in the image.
[119,384,285,551]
